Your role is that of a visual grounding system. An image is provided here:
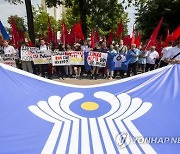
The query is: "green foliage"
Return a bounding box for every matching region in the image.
[46,0,128,38]
[133,0,180,41]
[4,0,23,5]
[33,7,58,39]
[7,15,25,33]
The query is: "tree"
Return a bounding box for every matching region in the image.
[135,0,180,41]
[45,0,128,38]
[33,7,58,40]
[6,0,35,44]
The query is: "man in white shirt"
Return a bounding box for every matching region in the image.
[39,39,51,78]
[145,46,159,72]
[159,42,172,67]
[3,40,16,55]
[165,38,180,64]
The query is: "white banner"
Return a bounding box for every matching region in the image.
[32,50,52,64]
[66,51,84,65]
[21,47,38,61]
[0,54,16,67]
[87,51,107,67]
[51,51,70,66]
[113,54,126,68]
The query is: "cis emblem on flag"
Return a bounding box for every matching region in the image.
[29,92,155,154]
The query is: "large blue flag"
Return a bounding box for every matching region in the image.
[0,63,180,154]
[0,21,10,40]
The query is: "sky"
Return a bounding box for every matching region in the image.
[0,0,135,34]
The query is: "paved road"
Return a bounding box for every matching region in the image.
[53,77,118,85]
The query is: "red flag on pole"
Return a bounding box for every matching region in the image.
[11,18,19,49]
[131,26,135,45]
[134,33,141,47]
[95,30,100,43]
[107,30,114,45]
[163,29,170,47]
[115,20,123,38]
[47,18,53,43]
[73,22,84,40]
[145,17,163,50]
[171,26,180,41]
[156,36,163,58]
[91,30,95,49]
[60,21,69,45]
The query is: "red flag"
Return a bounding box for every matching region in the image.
[107,31,114,45]
[11,18,19,49]
[73,22,84,40]
[131,26,135,45]
[52,29,58,46]
[60,21,69,45]
[47,18,53,43]
[163,29,170,47]
[156,36,163,58]
[115,20,123,38]
[91,30,95,49]
[145,17,163,50]
[134,33,141,47]
[95,30,100,43]
[171,26,180,41]
[69,27,76,45]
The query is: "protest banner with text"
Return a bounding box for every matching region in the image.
[66,51,84,65]
[0,54,16,67]
[32,50,52,64]
[51,51,70,66]
[21,47,38,61]
[87,51,108,67]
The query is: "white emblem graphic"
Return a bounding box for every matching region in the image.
[28,92,156,154]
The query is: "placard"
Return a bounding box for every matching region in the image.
[87,51,107,67]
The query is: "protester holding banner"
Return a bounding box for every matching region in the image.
[91,43,101,80]
[165,37,180,64]
[159,42,172,67]
[39,39,51,79]
[127,44,140,77]
[3,40,16,55]
[99,42,109,77]
[107,44,117,79]
[56,44,66,80]
[74,43,82,79]
[145,46,159,72]
[138,46,147,73]
[20,42,33,73]
[65,44,73,77]
[114,39,128,78]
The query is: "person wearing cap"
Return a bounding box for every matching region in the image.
[165,37,180,64]
[127,44,140,77]
[145,46,159,72]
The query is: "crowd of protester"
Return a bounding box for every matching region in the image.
[0,37,180,81]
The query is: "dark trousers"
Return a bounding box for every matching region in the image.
[159,60,168,68]
[41,64,51,78]
[127,61,138,77]
[145,63,155,72]
[114,70,126,78]
[57,66,65,79]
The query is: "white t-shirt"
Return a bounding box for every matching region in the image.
[40,45,48,51]
[3,45,16,55]
[166,46,180,61]
[146,50,159,64]
[161,46,172,61]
